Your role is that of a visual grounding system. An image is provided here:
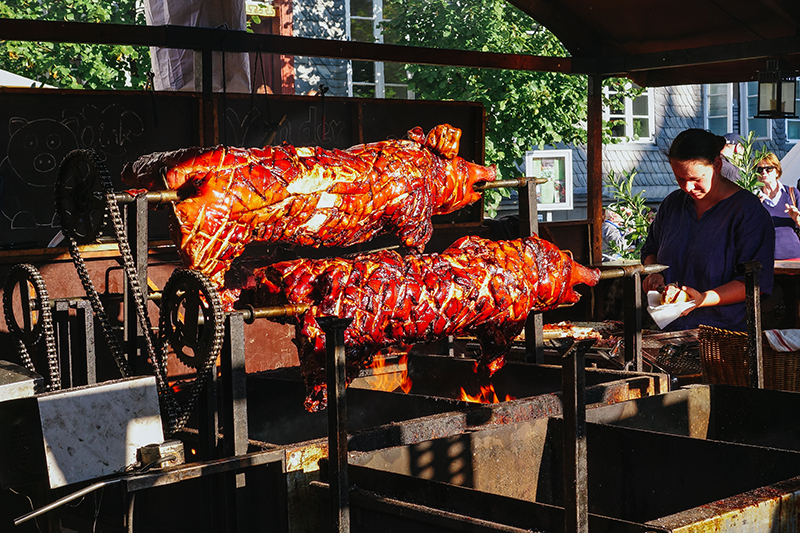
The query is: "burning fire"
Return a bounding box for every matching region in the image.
[459,383,516,404]
[364,352,413,393]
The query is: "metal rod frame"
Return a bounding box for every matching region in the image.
[318,316,354,533]
[561,338,594,533]
[738,261,764,389]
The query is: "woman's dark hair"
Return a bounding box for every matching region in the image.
[667,129,726,165]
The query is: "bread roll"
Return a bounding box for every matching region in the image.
[661,283,690,305]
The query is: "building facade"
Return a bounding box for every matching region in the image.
[285,1,799,220]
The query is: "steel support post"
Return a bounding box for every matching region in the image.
[737,261,763,389]
[221,312,249,456]
[201,48,216,146]
[53,300,75,389]
[519,182,544,363]
[52,299,96,387]
[562,339,593,533]
[219,312,250,533]
[123,193,149,375]
[319,316,354,533]
[74,299,96,386]
[623,272,643,371]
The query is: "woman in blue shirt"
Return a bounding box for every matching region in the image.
[641,129,775,331]
[756,152,800,259]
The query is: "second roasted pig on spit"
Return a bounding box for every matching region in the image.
[246,234,600,411]
[121,124,496,308]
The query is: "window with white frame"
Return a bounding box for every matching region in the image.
[604,84,654,142]
[785,82,800,142]
[743,81,771,139]
[348,0,411,99]
[704,83,733,135]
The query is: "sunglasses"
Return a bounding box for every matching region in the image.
[756,166,776,173]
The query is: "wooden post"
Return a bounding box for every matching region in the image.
[586,75,604,266]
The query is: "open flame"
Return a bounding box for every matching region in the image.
[459,383,516,404]
[363,352,413,393]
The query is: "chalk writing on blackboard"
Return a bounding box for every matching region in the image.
[0,104,144,234]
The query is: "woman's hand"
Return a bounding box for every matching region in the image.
[677,280,746,316]
[642,272,665,293]
[678,286,704,315]
[785,203,800,226]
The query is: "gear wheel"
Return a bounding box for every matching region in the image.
[159,269,225,370]
[55,150,108,244]
[3,263,60,390]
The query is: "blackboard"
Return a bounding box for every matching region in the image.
[0,88,197,248]
[0,88,485,251]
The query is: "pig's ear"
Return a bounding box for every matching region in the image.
[9,117,28,136]
[407,126,425,144]
[423,124,460,160]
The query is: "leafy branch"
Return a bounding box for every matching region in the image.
[604,169,654,260]
[729,131,770,193]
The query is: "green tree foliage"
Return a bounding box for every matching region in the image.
[729,131,770,193]
[604,169,654,260]
[382,0,637,216]
[0,1,149,89]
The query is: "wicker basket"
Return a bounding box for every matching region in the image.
[698,325,800,391]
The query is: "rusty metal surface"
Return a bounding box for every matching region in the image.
[647,475,800,532]
[247,359,663,450]
[342,464,670,533]
[589,383,800,452]
[351,415,800,527]
[121,447,285,492]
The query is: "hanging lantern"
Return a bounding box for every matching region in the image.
[755,59,798,119]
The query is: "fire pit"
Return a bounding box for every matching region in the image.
[246,353,667,447]
[343,413,800,532]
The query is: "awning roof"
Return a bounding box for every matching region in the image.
[509,0,800,86]
[2,1,798,89]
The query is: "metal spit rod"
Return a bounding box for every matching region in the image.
[158,262,660,323]
[112,178,543,201]
[240,303,312,323]
[473,176,548,191]
[597,263,667,280]
[114,189,180,204]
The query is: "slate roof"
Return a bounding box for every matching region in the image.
[293,0,349,97]
[497,84,797,219]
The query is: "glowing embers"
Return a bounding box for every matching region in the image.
[360,351,515,405]
[459,383,516,404]
[359,352,413,394]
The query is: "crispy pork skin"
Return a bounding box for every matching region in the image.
[122,124,496,308]
[248,234,600,411]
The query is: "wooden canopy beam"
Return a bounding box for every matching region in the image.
[0,19,575,74]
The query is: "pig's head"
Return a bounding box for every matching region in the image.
[121,146,207,190]
[406,124,497,215]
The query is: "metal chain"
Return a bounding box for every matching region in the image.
[157,269,225,435]
[65,239,132,379]
[99,161,183,427]
[58,150,224,435]
[2,264,61,391]
[39,272,59,391]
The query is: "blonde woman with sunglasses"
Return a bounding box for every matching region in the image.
[757,152,800,260]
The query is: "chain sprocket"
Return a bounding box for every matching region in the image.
[2,263,60,391]
[56,150,108,244]
[158,269,225,433]
[159,269,225,370]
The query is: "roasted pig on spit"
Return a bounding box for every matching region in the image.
[121,124,496,308]
[246,234,600,411]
